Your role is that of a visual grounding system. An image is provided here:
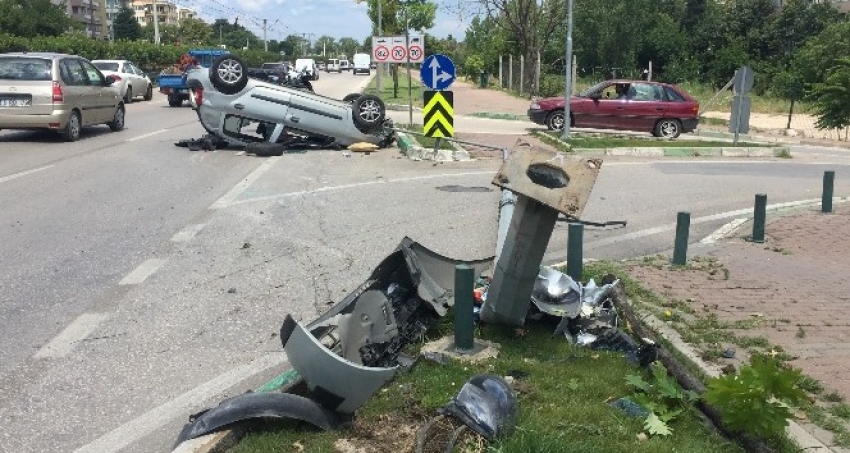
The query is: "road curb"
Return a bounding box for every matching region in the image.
[569,146,790,157]
[396,132,472,161]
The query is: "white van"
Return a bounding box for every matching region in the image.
[326,58,341,73]
[339,60,350,71]
[294,58,319,80]
[352,53,371,75]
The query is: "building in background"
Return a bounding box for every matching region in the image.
[50,0,109,38]
[105,0,130,41]
[129,0,196,26]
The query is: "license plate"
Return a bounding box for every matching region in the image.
[0,99,31,107]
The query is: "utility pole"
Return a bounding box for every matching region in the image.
[376,0,383,91]
[263,19,268,52]
[152,0,160,45]
[560,0,574,139]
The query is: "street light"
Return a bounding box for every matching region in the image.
[560,0,574,140]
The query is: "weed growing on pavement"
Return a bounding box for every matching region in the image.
[796,375,825,394]
[530,130,572,153]
[776,148,793,159]
[824,391,845,403]
[806,405,850,447]
[796,326,806,338]
[829,404,850,420]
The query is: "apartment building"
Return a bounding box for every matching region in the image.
[50,0,109,38]
[128,0,196,26]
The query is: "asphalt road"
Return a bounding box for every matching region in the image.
[1,70,849,453]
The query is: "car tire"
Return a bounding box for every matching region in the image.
[168,94,182,107]
[654,119,682,138]
[342,93,360,103]
[247,142,285,157]
[108,104,125,132]
[210,54,249,95]
[352,95,386,131]
[144,84,153,101]
[60,110,81,142]
[546,111,566,131]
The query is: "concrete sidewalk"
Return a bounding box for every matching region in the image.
[623,205,850,452]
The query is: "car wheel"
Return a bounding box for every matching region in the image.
[210,54,249,95]
[60,110,81,142]
[342,93,361,103]
[168,94,182,107]
[247,142,285,157]
[108,104,125,132]
[124,86,133,104]
[546,111,566,130]
[144,84,153,101]
[654,119,681,138]
[352,95,386,131]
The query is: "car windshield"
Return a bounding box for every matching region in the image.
[93,62,120,72]
[0,57,52,80]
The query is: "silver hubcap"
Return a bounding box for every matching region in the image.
[661,121,678,137]
[69,115,79,137]
[552,114,565,129]
[358,100,381,123]
[218,60,243,84]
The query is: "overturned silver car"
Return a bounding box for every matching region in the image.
[185,54,395,150]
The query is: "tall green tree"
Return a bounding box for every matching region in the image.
[316,35,336,57]
[807,57,850,135]
[210,18,261,51]
[0,0,80,37]
[112,6,142,40]
[179,18,212,45]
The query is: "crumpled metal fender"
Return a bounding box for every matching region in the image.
[173,392,342,447]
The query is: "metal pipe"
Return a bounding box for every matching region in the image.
[753,194,767,243]
[823,171,835,213]
[495,190,517,263]
[454,265,475,352]
[672,211,690,265]
[561,0,574,139]
[567,222,583,282]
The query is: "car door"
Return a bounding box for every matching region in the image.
[623,83,665,132]
[79,59,113,123]
[132,63,150,93]
[572,82,621,129]
[59,59,95,124]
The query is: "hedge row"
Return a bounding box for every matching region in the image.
[0,34,282,71]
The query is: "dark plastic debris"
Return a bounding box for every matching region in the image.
[173,392,342,447]
[590,329,658,368]
[609,397,650,418]
[439,374,517,440]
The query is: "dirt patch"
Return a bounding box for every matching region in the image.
[333,411,485,453]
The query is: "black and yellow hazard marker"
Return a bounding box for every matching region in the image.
[423,90,454,138]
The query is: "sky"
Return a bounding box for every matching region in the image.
[173,0,476,43]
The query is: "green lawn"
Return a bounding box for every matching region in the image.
[363,69,422,104]
[228,263,752,453]
[538,131,765,148]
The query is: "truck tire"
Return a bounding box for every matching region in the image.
[168,94,182,107]
[352,95,386,131]
[210,54,249,95]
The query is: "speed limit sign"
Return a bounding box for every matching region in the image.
[374,45,389,62]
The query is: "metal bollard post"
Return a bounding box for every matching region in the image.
[672,211,691,265]
[823,171,835,213]
[454,264,475,352]
[567,223,584,282]
[753,194,767,243]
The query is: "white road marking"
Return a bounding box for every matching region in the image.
[0,165,54,184]
[700,218,748,244]
[171,224,206,242]
[73,352,288,453]
[119,258,167,285]
[209,156,281,210]
[33,313,109,359]
[126,129,170,142]
[229,170,495,207]
[584,197,846,250]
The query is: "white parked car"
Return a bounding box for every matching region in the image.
[91,59,153,103]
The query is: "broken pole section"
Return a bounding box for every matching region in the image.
[481,140,602,326]
[672,211,691,265]
[454,264,475,353]
[752,194,767,243]
[567,223,583,281]
[823,171,835,213]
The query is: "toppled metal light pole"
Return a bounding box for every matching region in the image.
[481,140,602,326]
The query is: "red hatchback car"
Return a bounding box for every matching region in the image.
[528,80,699,138]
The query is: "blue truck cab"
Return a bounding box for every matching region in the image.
[158,49,229,107]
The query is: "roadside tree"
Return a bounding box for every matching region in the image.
[112,6,142,41]
[0,0,81,37]
[808,58,850,138]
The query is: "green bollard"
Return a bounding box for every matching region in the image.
[672,212,691,265]
[753,194,767,243]
[567,223,584,282]
[454,264,475,352]
[823,171,835,213]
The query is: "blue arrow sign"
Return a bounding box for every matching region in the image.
[420,54,455,90]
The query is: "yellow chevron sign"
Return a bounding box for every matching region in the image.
[423,90,454,138]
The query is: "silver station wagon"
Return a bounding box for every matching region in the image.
[0,52,125,141]
[186,54,394,151]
